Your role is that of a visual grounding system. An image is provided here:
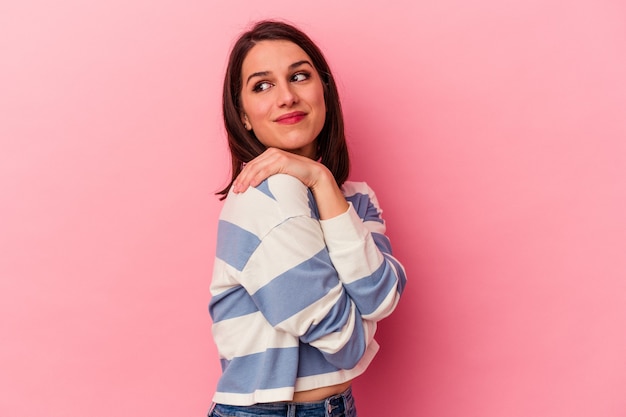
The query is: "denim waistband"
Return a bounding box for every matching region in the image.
[210,386,355,417]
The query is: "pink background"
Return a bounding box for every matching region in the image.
[2,1,625,416]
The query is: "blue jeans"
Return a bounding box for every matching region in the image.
[208,387,357,417]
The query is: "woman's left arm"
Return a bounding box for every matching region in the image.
[320,185,407,321]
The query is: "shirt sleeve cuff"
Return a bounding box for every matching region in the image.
[319,202,369,251]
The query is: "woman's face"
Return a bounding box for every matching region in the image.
[239,40,326,159]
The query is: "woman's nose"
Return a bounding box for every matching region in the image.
[276,82,298,107]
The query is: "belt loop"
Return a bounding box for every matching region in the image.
[287,403,296,417]
[325,391,347,417]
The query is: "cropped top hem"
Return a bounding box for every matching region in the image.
[212,341,379,406]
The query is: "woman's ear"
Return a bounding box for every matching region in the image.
[241,113,252,130]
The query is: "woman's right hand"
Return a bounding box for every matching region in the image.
[232,148,349,220]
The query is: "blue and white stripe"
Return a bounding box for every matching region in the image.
[209,174,406,406]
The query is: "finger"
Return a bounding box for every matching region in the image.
[246,152,288,188]
[233,150,284,193]
[233,148,318,193]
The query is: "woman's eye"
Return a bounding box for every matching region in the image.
[253,81,272,92]
[291,72,310,82]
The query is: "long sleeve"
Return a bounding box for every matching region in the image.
[320,183,407,320]
[239,213,376,370]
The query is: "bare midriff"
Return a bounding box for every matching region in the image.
[291,380,352,403]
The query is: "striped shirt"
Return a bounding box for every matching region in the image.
[209,174,407,406]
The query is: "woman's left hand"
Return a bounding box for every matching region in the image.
[232,148,349,219]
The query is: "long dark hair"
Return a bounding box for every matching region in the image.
[217,20,350,199]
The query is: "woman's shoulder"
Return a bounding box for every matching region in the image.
[222,174,313,220]
[266,173,309,192]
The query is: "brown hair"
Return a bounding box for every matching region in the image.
[217,20,350,198]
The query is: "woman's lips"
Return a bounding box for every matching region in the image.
[275,111,306,124]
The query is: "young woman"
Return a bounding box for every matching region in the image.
[209,20,407,417]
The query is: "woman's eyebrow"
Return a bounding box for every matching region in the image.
[245,60,314,85]
[289,60,313,70]
[246,71,269,85]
